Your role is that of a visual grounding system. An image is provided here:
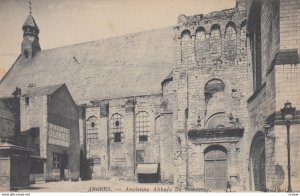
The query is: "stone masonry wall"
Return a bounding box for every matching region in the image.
[174,3,250,190]
[247,69,276,190]
[273,64,300,191]
[280,0,300,52]
[134,95,162,162]
[20,95,48,158]
[157,113,174,183]
[85,106,109,179]
[246,0,300,191]
[106,98,134,179]
[85,94,167,181]
[261,0,280,84]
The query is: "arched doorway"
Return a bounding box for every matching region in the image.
[204,145,227,190]
[250,131,266,191]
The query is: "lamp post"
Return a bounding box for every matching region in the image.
[281,101,296,192]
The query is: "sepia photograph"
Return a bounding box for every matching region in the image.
[0,0,299,193]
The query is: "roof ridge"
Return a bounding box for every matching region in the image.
[23,83,65,96]
[39,26,174,52]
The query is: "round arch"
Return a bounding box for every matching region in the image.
[210,24,221,32]
[225,21,237,35]
[181,29,191,38]
[195,26,206,34]
[249,131,266,191]
[204,78,226,92]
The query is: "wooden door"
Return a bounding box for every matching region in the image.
[205,148,227,190]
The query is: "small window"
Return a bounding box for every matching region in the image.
[139,135,148,142]
[24,50,29,59]
[114,132,121,143]
[25,97,30,105]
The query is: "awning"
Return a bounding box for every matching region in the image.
[136,163,158,174]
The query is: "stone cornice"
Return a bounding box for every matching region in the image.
[188,127,244,144]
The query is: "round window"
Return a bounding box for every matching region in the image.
[115,120,120,127]
[91,122,95,128]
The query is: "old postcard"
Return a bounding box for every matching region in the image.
[0,0,299,193]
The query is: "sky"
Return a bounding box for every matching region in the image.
[0,0,236,75]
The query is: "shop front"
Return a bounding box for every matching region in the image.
[46,123,72,181]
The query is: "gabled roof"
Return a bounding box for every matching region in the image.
[23,84,64,97]
[0,27,176,103]
[23,14,39,30]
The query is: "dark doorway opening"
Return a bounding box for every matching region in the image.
[250,131,266,191]
[137,173,160,183]
[53,152,68,181]
[136,163,160,183]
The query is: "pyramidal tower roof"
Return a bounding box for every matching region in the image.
[22,14,39,30]
[22,1,39,30]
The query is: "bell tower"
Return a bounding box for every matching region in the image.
[21,1,41,59]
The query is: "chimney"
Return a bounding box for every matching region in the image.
[13,87,22,97]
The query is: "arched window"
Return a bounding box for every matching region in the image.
[181,30,192,64]
[204,146,227,190]
[111,113,123,142]
[249,1,262,90]
[204,79,226,118]
[136,111,150,142]
[224,22,237,60]
[195,27,207,66]
[210,25,221,58]
[86,116,99,145]
[204,79,225,103]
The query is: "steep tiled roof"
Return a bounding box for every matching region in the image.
[0,27,176,103]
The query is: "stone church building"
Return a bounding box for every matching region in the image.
[0,0,299,192]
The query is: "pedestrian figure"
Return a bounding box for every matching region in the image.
[226,181,231,192]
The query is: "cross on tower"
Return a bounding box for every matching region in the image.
[29,0,32,14]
